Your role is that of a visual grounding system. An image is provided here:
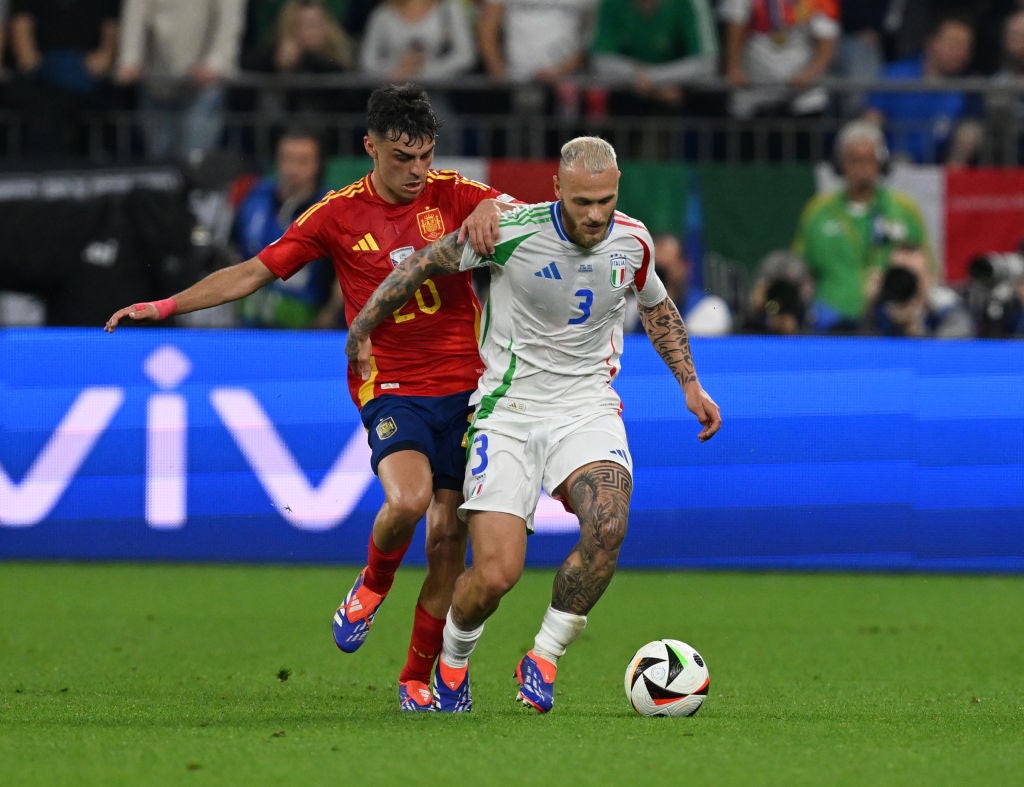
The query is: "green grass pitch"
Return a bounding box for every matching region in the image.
[2,562,1022,786]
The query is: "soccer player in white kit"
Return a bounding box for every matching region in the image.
[346,136,722,713]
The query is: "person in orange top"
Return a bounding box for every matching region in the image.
[105,83,517,711]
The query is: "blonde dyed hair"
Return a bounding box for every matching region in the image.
[559,136,618,174]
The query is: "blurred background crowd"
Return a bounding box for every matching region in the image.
[0,0,1022,338]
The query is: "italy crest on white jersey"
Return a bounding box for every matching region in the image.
[610,254,627,288]
[459,201,667,415]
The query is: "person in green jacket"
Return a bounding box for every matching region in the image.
[792,119,935,331]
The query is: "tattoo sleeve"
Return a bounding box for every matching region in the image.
[552,462,632,615]
[348,231,468,338]
[638,296,698,386]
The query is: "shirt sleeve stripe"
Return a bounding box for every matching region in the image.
[631,233,653,292]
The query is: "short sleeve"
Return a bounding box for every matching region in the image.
[634,266,668,308]
[258,213,328,280]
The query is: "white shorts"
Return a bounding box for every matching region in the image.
[460,409,632,532]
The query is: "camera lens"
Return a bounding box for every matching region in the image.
[880,266,918,304]
[968,256,996,285]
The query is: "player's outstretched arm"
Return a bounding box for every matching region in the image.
[458,198,517,257]
[346,232,467,379]
[638,296,722,442]
[104,257,278,333]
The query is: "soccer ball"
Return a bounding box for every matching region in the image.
[624,639,709,717]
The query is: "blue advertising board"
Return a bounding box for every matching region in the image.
[2,329,1022,572]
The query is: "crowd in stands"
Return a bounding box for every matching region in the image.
[0,0,1022,337]
[5,1,1024,165]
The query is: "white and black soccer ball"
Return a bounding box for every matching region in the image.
[624,639,709,717]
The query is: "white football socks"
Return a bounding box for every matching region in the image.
[440,608,484,668]
[532,606,587,665]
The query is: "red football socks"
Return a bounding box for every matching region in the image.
[362,536,410,595]
[399,603,446,685]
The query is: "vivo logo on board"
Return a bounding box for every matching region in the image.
[0,345,375,532]
[0,345,576,534]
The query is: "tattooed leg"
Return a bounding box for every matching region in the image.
[551,461,632,616]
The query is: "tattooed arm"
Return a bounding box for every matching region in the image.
[638,296,722,442]
[345,231,468,379]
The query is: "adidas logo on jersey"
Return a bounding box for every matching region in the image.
[352,233,380,252]
[534,262,562,279]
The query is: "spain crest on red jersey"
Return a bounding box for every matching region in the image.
[417,207,446,241]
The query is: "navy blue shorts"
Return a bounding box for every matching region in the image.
[359,390,474,491]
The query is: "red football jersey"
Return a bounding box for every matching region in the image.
[259,169,505,408]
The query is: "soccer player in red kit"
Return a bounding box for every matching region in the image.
[105,84,516,711]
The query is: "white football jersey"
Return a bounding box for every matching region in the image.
[459,201,667,415]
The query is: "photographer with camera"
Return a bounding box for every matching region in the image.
[792,119,936,333]
[965,251,1024,338]
[868,244,972,339]
[744,249,814,335]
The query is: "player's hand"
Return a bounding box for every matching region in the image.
[104,302,157,333]
[683,381,722,442]
[459,199,504,257]
[345,330,374,381]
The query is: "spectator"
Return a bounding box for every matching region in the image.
[994,7,1024,82]
[720,0,839,119]
[474,0,595,152]
[477,0,596,85]
[358,0,475,82]
[833,1,906,114]
[987,8,1024,162]
[792,120,934,332]
[8,0,120,159]
[358,0,475,154]
[241,0,357,128]
[241,0,349,54]
[864,12,982,165]
[233,127,343,329]
[245,0,354,75]
[868,244,973,338]
[626,233,732,335]
[744,249,814,335]
[591,0,718,113]
[968,0,1024,75]
[116,0,246,162]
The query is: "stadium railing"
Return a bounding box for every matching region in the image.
[1,74,1023,166]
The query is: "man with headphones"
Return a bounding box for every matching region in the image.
[792,119,935,332]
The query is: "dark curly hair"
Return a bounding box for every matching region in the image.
[366,83,443,145]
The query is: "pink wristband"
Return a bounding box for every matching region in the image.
[152,297,178,320]
[132,297,178,320]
